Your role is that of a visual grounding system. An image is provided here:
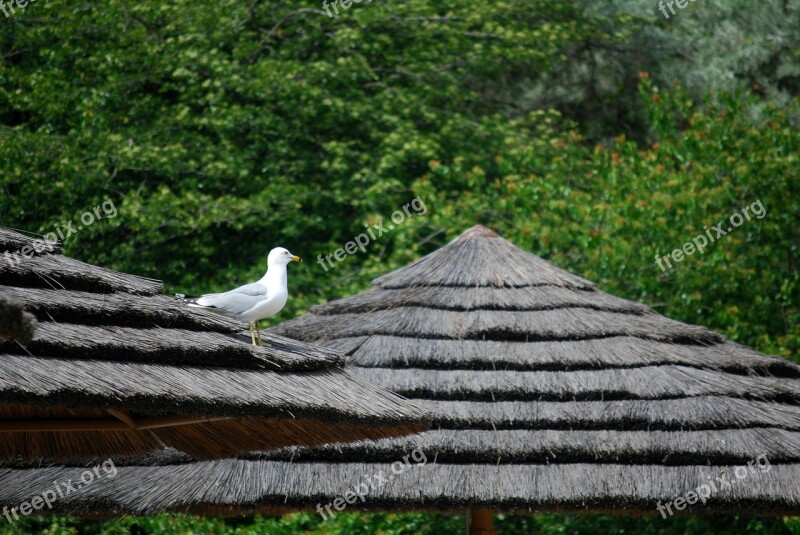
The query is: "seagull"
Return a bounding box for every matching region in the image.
[178,247,301,346]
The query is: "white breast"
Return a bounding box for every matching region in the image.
[240,290,289,323]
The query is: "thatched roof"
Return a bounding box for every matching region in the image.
[2,225,799,516]
[0,227,428,461]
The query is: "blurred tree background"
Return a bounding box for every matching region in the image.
[1,0,798,533]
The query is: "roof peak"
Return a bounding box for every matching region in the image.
[457,224,499,239]
[372,224,595,289]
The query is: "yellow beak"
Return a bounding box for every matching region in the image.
[291,255,302,262]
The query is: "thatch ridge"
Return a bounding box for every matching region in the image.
[0,322,342,371]
[273,307,723,344]
[344,336,800,375]
[0,284,241,332]
[421,396,800,430]
[243,427,800,465]
[310,285,651,314]
[0,252,163,295]
[348,365,800,402]
[2,461,799,516]
[0,353,424,423]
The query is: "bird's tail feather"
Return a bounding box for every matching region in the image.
[175,293,203,305]
[176,293,237,318]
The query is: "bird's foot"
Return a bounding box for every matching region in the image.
[255,323,270,347]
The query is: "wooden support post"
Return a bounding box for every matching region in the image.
[466,507,497,535]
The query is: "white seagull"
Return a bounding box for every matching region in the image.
[181,247,301,346]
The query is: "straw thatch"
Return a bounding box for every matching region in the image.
[2,224,798,517]
[0,295,36,344]
[0,227,428,462]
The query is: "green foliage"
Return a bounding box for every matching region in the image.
[496,513,800,535]
[586,0,800,102]
[513,0,800,140]
[3,513,800,535]
[0,513,465,535]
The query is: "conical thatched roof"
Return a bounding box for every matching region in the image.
[0,227,428,462]
[2,225,799,517]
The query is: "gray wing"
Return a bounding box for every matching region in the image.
[193,282,268,318]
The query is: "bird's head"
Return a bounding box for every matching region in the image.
[268,247,301,266]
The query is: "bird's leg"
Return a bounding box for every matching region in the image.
[249,323,257,346]
[256,321,270,347]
